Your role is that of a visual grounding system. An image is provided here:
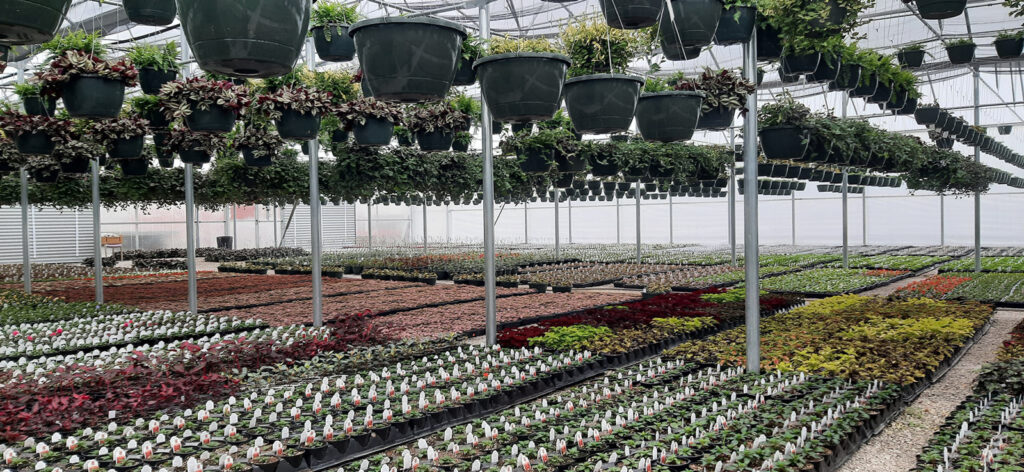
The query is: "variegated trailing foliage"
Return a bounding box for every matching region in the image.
[164,127,231,155]
[233,124,287,159]
[339,97,404,127]
[250,86,335,119]
[157,77,251,121]
[676,68,756,113]
[37,51,138,97]
[86,114,150,146]
[0,112,73,143]
[404,101,472,133]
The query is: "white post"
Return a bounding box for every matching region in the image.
[635,180,641,263]
[554,192,560,258]
[367,203,373,249]
[567,198,573,244]
[422,201,428,252]
[668,192,674,245]
[615,197,621,244]
[842,171,849,268]
[973,67,982,272]
[524,202,528,244]
[729,129,737,264]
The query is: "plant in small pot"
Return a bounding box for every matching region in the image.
[394,125,415,147]
[829,42,867,91]
[474,36,571,123]
[89,113,150,159]
[130,95,171,132]
[454,34,485,86]
[0,111,72,156]
[449,92,480,131]
[53,136,104,174]
[863,51,898,103]
[715,0,757,45]
[164,127,230,166]
[659,0,724,59]
[635,73,704,142]
[944,38,976,65]
[117,144,152,177]
[896,44,926,68]
[994,30,1024,59]
[757,92,812,160]
[405,101,470,151]
[780,39,822,76]
[501,127,579,174]
[36,31,139,119]
[887,69,919,112]
[14,83,55,117]
[159,77,250,133]
[251,85,334,141]
[452,131,472,152]
[24,154,62,183]
[805,36,845,83]
[678,67,755,130]
[341,97,404,146]
[0,0,73,46]
[127,41,180,95]
[560,18,646,135]
[233,123,285,164]
[310,0,360,63]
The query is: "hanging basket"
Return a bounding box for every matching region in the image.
[781,51,821,75]
[695,106,734,130]
[22,96,56,116]
[157,157,174,168]
[352,117,394,146]
[915,0,967,20]
[563,74,643,134]
[635,91,703,142]
[896,49,925,68]
[555,173,574,188]
[122,0,177,26]
[659,0,724,57]
[108,136,145,159]
[0,0,72,45]
[452,56,476,86]
[178,148,212,165]
[895,97,918,115]
[416,130,454,151]
[945,43,976,64]
[59,155,90,174]
[29,162,61,183]
[0,46,8,75]
[886,90,908,110]
[806,55,841,83]
[599,0,664,29]
[999,125,1013,135]
[16,132,56,155]
[849,72,879,98]
[275,109,320,141]
[914,105,942,126]
[176,0,310,78]
[756,23,783,61]
[312,25,356,62]
[759,125,810,160]
[713,6,755,45]
[867,81,893,104]
[452,139,470,152]
[994,38,1024,59]
[555,152,587,173]
[241,147,274,167]
[118,157,149,176]
[185,104,237,133]
[139,67,178,95]
[62,75,126,119]
[589,156,618,176]
[350,17,466,102]
[474,52,571,123]
[806,0,848,36]
[828,63,861,91]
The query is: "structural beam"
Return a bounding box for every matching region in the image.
[742,37,761,374]
[635,180,641,263]
[974,67,982,272]
[184,164,198,315]
[479,2,497,345]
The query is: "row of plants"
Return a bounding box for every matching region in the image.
[915,103,1024,173]
[894,272,1024,305]
[83,247,307,268]
[620,265,800,292]
[462,263,683,291]
[0,263,143,284]
[824,255,953,271]
[940,256,1024,273]
[755,268,910,295]
[0,290,130,325]
[10,271,232,295]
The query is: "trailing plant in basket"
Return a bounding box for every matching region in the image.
[340,97,404,127]
[233,125,286,160]
[0,112,72,143]
[460,34,486,63]
[945,37,976,47]
[757,92,811,128]
[500,127,580,160]
[251,85,334,119]
[164,128,230,155]
[37,52,138,98]
[486,36,563,55]
[676,68,756,113]
[405,102,471,133]
[87,114,149,147]
[759,0,871,45]
[310,0,360,40]
[158,77,250,121]
[560,18,648,77]
[126,41,180,72]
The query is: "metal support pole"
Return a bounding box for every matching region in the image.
[92,159,103,303]
[635,180,641,263]
[184,164,198,315]
[422,202,428,252]
[20,168,30,293]
[790,192,796,246]
[973,67,982,272]
[668,193,674,245]
[306,37,323,327]
[729,128,737,265]
[862,189,867,246]
[567,198,572,245]
[615,197,621,244]
[940,195,945,246]
[134,206,141,250]
[367,204,373,249]
[479,2,497,345]
[524,202,528,244]
[273,205,278,246]
[554,192,560,257]
[842,171,849,269]
[742,37,761,374]
[255,204,260,248]
[231,204,238,249]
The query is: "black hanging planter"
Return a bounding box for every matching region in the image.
[241,148,274,167]
[759,125,810,160]
[0,0,73,45]
[828,63,861,91]
[945,43,976,64]
[714,6,756,45]
[563,74,644,134]
[275,110,320,140]
[555,152,587,173]
[118,157,149,176]
[779,70,801,84]
[396,131,414,147]
[416,130,454,151]
[781,51,821,75]
[352,117,395,146]
[806,55,841,83]
[886,90,908,110]
[849,72,878,98]
[589,156,618,176]
[29,162,60,183]
[22,96,56,116]
[153,132,172,159]
[695,106,734,130]
[452,56,477,86]
[312,25,356,62]
[897,48,926,68]
[914,105,942,126]
[178,148,212,165]
[16,132,56,155]
[157,157,173,168]
[915,0,967,20]
[62,75,126,118]
[756,23,783,61]
[600,0,663,29]
[0,46,10,74]
[58,155,90,174]
[350,17,467,102]
[475,52,570,123]
[999,125,1012,135]
[994,37,1024,59]
[185,104,237,133]
[635,91,703,142]
[452,138,470,152]
[331,129,349,144]
[555,173,574,188]
[122,0,176,26]
[139,67,178,95]
[176,0,311,78]
[108,135,145,159]
[895,97,918,115]
[659,0,724,58]
[867,81,893,104]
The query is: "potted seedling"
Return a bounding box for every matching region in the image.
[678,68,755,130]
[452,131,472,152]
[454,34,485,86]
[474,37,571,123]
[121,0,176,26]
[0,0,72,45]
[37,31,139,118]
[130,95,170,131]
[896,44,926,68]
[159,77,250,133]
[714,0,756,45]
[127,41,180,95]
[14,83,55,116]
[310,0,360,62]
[944,38,976,64]
[341,97,404,146]
[994,30,1024,59]
[394,125,415,147]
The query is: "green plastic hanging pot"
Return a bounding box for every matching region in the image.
[176,0,310,78]
[945,43,976,64]
[555,152,587,173]
[139,67,178,95]
[759,125,810,160]
[16,132,56,155]
[416,130,454,151]
[913,105,942,125]
[896,48,925,68]
[62,75,126,119]
[714,6,755,45]
[555,173,574,188]
[0,46,8,74]
[332,129,349,144]
[275,109,320,140]
[589,156,618,176]
[659,0,723,53]
[886,90,908,110]
[352,117,394,146]
[995,38,1024,59]
[108,136,145,159]
[312,25,356,62]
[0,0,72,45]
[185,104,237,133]
[453,56,476,86]
[474,52,571,123]
[178,148,212,165]
[241,147,273,167]
[350,17,467,102]
[756,23,783,61]
[599,0,664,29]
[895,97,918,116]
[119,157,149,176]
[452,139,470,152]
[781,51,820,75]
[635,91,703,142]
[695,106,734,130]
[563,74,643,134]
[22,96,55,116]
[915,0,966,20]
[122,0,177,26]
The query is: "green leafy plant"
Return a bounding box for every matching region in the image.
[13,83,43,99]
[901,43,925,52]
[460,34,486,62]
[757,92,811,128]
[311,0,360,35]
[676,68,755,113]
[309,69,358,104]
[996,30,1024,40]
[559,17,647,77]
[405,102,471,133]
[41,31,106,59]
[486,37,563,55]
[945,38,976,47]
[643,76,671,93]
[339,97,404,126]
[158,77,251,120]
[126,41,180,71]
[87,114,149,145]
[453,131,472,146]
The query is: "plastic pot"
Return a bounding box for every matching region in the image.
[350,17,467,102]
[62,74,126,118]
[563,74,643,134]
[555,152,587,173]
[353,117,395,146]
[416,129,454,151]
[807,0,847,36]
[806,55,841,83]
[59,155,91,174]
[756,23,783,61]
[452,56,476,86]
[829,63,861,90]
[28,162,60,183]
[589,156,618,176]
[896,97,918,115]
[139,67,177,95]
[22,96,55,116]
[635,91,703,142]
[913,106,942,126]
[897,48,925,68]
[945,43,976,64]
[122,0,176,26]
[143,108,171,131]
[16,132,56,155]
[867,81,893,104]
[396,132,414,147]
[599,0,663,29]
[555,173,575,188]
[108,136,145,159]
[779,70,801,83]
[452,139,470,152]
[695,106,734,130]
[849,72,878,98]
[916,0,967,20]
[157,157,174,168]
[781,51,821,75]
[474,52,570,123]
[759,125,810,160]
[312,25,356,62]
[241,147,274,167]
[0,46,9,74]
[886,90,908,110]
[331,129,349,144]
[275,109,320,140]
[178,148,213,165]
[118,157,149,176]
[185,104,237,133]
[714,6,755,45]
[0,0,72,45]
[176,0,310,78]
[995,37,1024,59]
[659,0,724,54]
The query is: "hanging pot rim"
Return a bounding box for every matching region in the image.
[639,90,705,99]
[564,73,645,86]
[349,16,467,39]
[473,51,572,70]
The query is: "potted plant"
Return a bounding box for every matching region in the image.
[715,0,756,45]
[560,18,646,135]
[0,112,71,156]
[828,42,863,90]
[165,128,229,165]
[130,95,170,131]
[310,0,359,62]
[127,41,180,95]
[89,113,150,159]
[394,125,415,147]
[121,0,176,26]
[896,44,926,68]
[887,68,918,111]
[341,97,403,146]
[944,38,976,64]
[175,0,310,78]
[914,0,967,20]
[804,37,845,83]
[24,154,61,182]
[678,68,755,130]
[53,138,103,174]
[452,131,472,152]
[37,31,139,118]
[406,101,470,151]
[118,154,150,177]
[659,0,723,58]
[453,34,485,86]
[159,77,250,133]
[474,37,571,123]
[0,0,72,45]
[756,18,784,61]
[251,84,334,140]
[994,30,1024,59]
[635,76,703,142]
[781,42,821,76]
[349,16,467,101]
[599,0,663,28]
[14,83,55,116]
[758,92,811,159]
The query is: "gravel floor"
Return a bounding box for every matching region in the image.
[837,309,1023,472]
